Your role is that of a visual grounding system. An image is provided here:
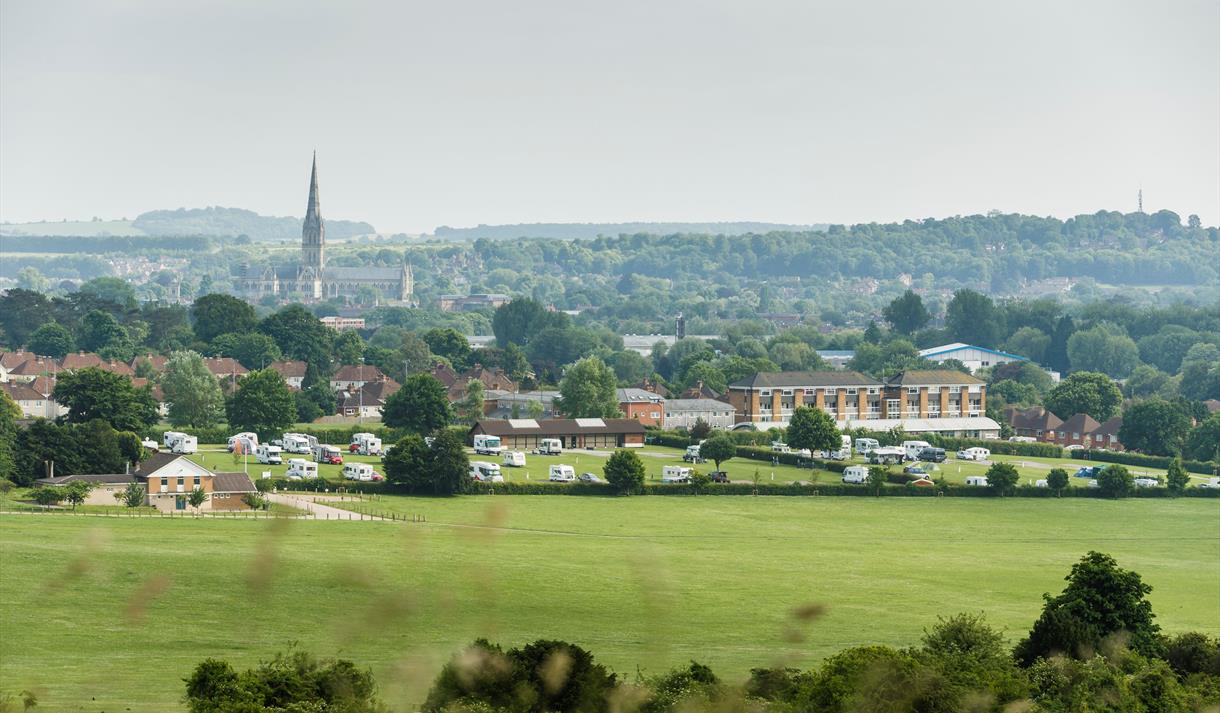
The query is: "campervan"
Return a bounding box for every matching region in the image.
[502,451,527,467]
[141,437,160,452]
[538,438,563,455]
[770,441,790,453]
[956,447,991,461]
[281,433,312,455]
[470,461,503,482]
[314,444,343,465]
[342,462,382,482]
[473,434,503,456]
[285,459,318,480]
[255,443,283,465]
[162,431,186,449]
[902,440,932,461]
[842,465,870,484]
[854,438,880,456]
[164,433,197,455]
[349,432,382,456]
[548,464,576,482]
[828,436,853,460]
[964,476,989,487]
[661,466,692,483]
[868,446,905,465]
[228,432,259,452]
[683,444,703,463]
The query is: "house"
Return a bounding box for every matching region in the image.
[320,316,365,330]
[917,343,1028,374]
[61,352,135,377]
[616,388,665,427]
[470,418,647,450]
[337,378,401,419]
[267,360,308,389]
[727,369,999,438]
[1054,414,1103,449]
[815,350,855,370]
[330,364,388,392]
[131,378,169,417]
[0,350,40,382]
[678,381,722,400]
[430,363,460,388]
[0,381,64,419]
[1004,406,1064,441]
[464,365,518,393]
[36,452,257,512]
[488,390,559,419]
[632,378,671,398]
[130,353,169,374]
[4,356,58,383]
[437,294,511,312]
[663,398,736,431]
[1091,417,1125,451]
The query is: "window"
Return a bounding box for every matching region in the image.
[650,412,659,419]
[846,388,857,395]
[176,477,184,493]
[868,387,879,394]
[193,476,201,486]
[782,389,793,396]
[760,389,771,397]
[907,387,919,394]
[949,386,961,394]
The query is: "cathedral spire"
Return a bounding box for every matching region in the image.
[306,150,321,221]
[301,151,325,274]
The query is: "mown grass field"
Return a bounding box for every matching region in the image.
[2,496,1217,712]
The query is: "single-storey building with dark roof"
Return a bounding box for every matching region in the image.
[469,418,646,450]
[36,453,258,512]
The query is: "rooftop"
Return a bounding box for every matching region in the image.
[728,371,880,389]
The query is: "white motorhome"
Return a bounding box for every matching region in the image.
[770,441,790,453]
[285,459,318,480]
[163,432,197,454]
[842,465,870,484]
[683,444,703,463]
[538,438,563,455]
[255,443,283,465]
[902,440,932,461]
[502,451,526,467]
[956,447,991,461]
[163,431,186,449]
[228,432,259,452]
[473,434,503,456]
[470,461,504,482]
[350,432,382,456]
[342,462,381,481]
[964,476,989,486]
[281,433,312,455]
[854,438,880,456]
[548,464,576,482]
[661,466,692,483]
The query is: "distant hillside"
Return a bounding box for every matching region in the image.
[1,206,376,241]
[432,222,826,241]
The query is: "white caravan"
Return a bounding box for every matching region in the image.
[473,434,503,456]
[661,466,692,483]
[255,443,283,465]
[956,447,991,461]
[964,476,989,487]
[842,465,870,484]
[538,438,563,455]
[285,459,318,480]
[163,432,197,455]
[228,432,259,452]
[548,464,576,482]
[502,451,527,467]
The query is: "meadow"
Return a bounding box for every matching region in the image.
[1,496,1217,712]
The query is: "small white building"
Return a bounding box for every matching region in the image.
[917,343,1028,374]
[663,398,737,431]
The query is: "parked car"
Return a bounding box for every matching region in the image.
[904,464,929,476]
[917,447,947,463]
[1198,478,1220,489]
[578,472,602,483]
[956,447,990,461]
[708,471,730,483]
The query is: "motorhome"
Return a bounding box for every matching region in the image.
[470,461,504,482]
[683,444,703,463]
[538,438,563,455]
[868,446,905,465]
[854,438,880,456]
[502,451,527,467]
[162,431,186,449]
[548,464,576,482]
[255,443,283,465]
[285,459,318,480]
[314,444,344,465]
[827,437,853,460]
[342,462,381,481]
[964,476,989,486]
[661,466,692,483]
[473,434,503,456]
[349,432,382,456]
[164,433,197,455]
[902,440,932,461]
[842,465,870,484]
[770,441,789,453]
[228,432,259,452]
[281,433,312,455]
[956,447,991,461]
[141,437,160,452]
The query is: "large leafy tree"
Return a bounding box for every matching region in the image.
[382,434,432,492]
[161,350,225,428]
[0,391,20,481]
[456,380,485,426]
[491,297,567,348]
[985,462,1019,496]
[603,449,646,494]
[427,429,471,496]
[258,304,335,376]
[211,332,283,370]
[1067,323,1140,379]
[1117,399,1192,456]
[1178,344,1220,401]
[1096,464,1133,499]
[332,330,365,367]
[26,322,75,358]
[224,369,295,440]
[1184,412,1220,463]
[1014,551,1161,665]
[77,310,132,357]
[381,374,452,433]
[946,289,1002,348]
[190,293,256,343]
[423,328,473,371]
[882,290,931,335]
[1043,371,1122,422]
[0,288,53,346]
[556,356,620,419]
[698,433,736,472]
[53,367,158,432]
[786,406,840,453]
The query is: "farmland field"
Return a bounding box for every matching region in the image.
[2,496,1218,711]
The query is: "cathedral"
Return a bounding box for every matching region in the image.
[236,154,413,303]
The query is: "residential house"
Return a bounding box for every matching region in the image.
[816,350,855,370]
[488,390,559,419]
[469,418,646,450]
[1,350,39,382]
[0,381,64,419]
[61,352,135,377]
[320,316,365,330]
[437,294,511,312]
[632,378,671,398]
[1053,414,1103,449]
[1004,406,1064,441]
[917,343,1028,374]
[36,452,257,512]
[268,360,307,390]
[678,381,722,400]
[330,364,388,392]
[202,357,248,390]
[337,378,401,419]
[1091,417,1125,451]
[663,398,736,431]
[616,388,666,427]
[5,356,59,383]
[130,353,169,375]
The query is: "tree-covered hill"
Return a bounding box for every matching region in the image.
[433,221,825,240]
[132,206,375,241]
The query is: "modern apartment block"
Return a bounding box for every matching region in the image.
[726,369,998,438]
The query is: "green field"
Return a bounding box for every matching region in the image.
[2,496,1217,711]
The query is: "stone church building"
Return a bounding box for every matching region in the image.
[236,154,412,303]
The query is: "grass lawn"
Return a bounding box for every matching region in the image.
[1,497,1217,712]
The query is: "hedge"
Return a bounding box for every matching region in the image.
[1077,449,1219,476]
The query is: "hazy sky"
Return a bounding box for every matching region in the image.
[2,0,1217,233]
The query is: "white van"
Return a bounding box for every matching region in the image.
[855,438,880,456]
[350,432,382,456]
[228,432,259,452]
[842,465,870,484]
[281,433,312,454]
[255,443,283,465]
[470,461,503,482]
[285,459,318,480]
[902,441,932,461]
[342,462,381,482]
[548,464,576,482]
[502,451,526,467]
[956,447,991,461]
[538,438,563,455]
[473,434,503,456]
[661,466,692,483]
[964,476,989,486]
